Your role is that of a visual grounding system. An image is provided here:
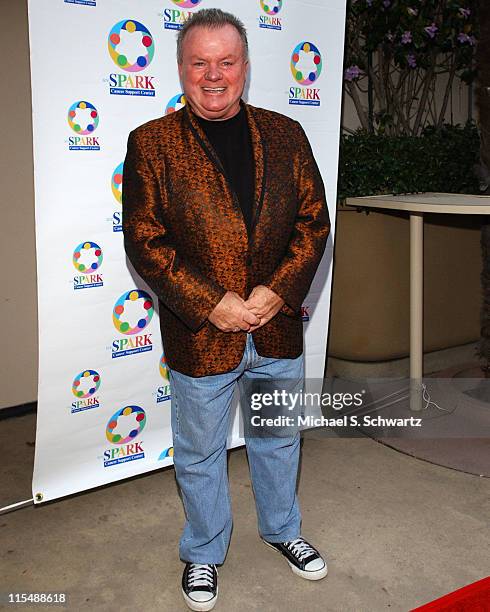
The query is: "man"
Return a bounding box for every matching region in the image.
[123,8,330,611]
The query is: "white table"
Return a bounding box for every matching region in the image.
[345,193,490,411]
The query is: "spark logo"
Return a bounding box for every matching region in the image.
[289,42,323,107]
[163,0,202,31]
[103,406,146,467]
[158,446,174,460]
[65,0,96,5]
[156,352,171,403]
[112,290,154,358]
[112,210,123,233]
[71,370,101,413]
[301,305,310,322]
[112,162,124,204]
[165,93,186,115]
[259,0,282,31]
[108,20,156,96]
[111,162,123,232]
[73,242,103,290]
[159,352,169,381]
[67,101,100,150]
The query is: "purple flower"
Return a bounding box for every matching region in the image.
[407,53,417,68]
[344,65,362,81]
[458,32,475,45]
[424,23,438,39]
[401,31,412,45]
[383,0,391,7]
[459,8,471,19]
[366,0,373,6]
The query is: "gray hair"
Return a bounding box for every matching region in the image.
[176,8,249,64]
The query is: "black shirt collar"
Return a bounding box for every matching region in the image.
[194,102,246,130]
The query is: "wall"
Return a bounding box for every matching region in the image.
[329,209,481,361]
[0,0,37,409]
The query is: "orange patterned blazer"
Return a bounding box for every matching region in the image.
[122,101,330,377]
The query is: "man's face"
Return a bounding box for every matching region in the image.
[178,24,248,121]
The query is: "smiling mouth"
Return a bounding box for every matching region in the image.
[202,87,227,94]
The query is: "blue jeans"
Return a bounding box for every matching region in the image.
[168,333,304,564]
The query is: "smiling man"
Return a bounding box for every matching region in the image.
[122,8,330,611]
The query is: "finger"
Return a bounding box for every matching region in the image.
[243,300,265,313]
[246,308,269,321]
[245,307,263,317]
[225,324,240,332]
[242,310,261,325]
[247,315,266,331]
[255,315,271,330]
[247,322,263,332]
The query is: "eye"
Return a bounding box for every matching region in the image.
[222,61,233,67]
[193,61,205,67]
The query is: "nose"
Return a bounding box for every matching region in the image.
[205,64,222,82]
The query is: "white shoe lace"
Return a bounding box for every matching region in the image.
[187,564,216,589]
[286,538,317,561]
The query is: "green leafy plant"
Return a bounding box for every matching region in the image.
[338,122,480,202]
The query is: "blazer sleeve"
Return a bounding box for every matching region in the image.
[122,129,227,333]
[264,121,330,315]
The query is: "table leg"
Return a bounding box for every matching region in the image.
[410,212,424,411]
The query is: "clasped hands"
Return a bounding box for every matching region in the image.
[208,285,284,333]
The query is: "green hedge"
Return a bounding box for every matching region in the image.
[338,123,480,203]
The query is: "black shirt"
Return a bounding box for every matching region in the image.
[197,106,255,235]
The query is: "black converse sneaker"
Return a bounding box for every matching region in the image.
[181,563,218,611]
[262,536,328,580]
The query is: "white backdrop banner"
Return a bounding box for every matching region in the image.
[28,0,346,503]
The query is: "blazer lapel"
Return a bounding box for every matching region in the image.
[243,103,267,238]
[183,101,267,241]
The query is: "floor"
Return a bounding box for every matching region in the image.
[326,364,490,477]
[1,413,489,612]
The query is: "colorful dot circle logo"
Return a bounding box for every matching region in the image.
[111,163,124,204]
[68,101,99,135]
[113,289,154,335]
[291,42,323,86]
[72,370,101,399]
[261,0,282,15]
[106,406,146,445]
[165,93,186,115]
[73,242,103,273]
[159,446,174,460]
[171,0,201,8]
[159,352,169,381]
[108,20,155,72]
